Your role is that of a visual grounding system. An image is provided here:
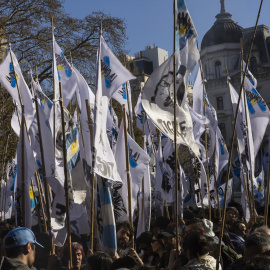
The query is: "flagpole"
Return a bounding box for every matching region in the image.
[199,58,212,221]
[21,105,26,227]
[59,82,73,269]
[32,71,54,252]
[141,113,145,222]
[212,148,221,219]
[264,140,270,226]
[173,0,179,252]
[123,105,134,248]
[240,42,256,221]
[216,1,264,268]
[226,66,252,220]
[85,99,96,251]
[52,17,56,149]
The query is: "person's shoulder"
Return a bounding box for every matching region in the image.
[0,256,31,270]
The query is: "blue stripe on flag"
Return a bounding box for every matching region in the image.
[102,225,117,249]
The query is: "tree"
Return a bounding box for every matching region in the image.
[0,0,128,174]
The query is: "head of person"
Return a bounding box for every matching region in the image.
[3,227,43,268]
[158,225,180,251]
[136,231,153,256]
[85,251,112,270]
[64,242,85,270]
[151,233,165,257]
[254,225,270,236]
[116,221,134,252]
[201,219,215,237]
[245,255,270,270]
[231,221,247,239]
[184,218,205,237]
[152,216,170,235]
[225,207,239,224]
[110,255,138,270]
[183,231,210,262]
[244,232,270,260]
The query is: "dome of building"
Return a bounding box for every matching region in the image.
[201,2,243,50]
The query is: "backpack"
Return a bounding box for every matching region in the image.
[221,245,242,270]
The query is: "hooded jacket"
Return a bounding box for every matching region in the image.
[0,256,31,270]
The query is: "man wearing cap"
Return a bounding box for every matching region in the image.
[0,227,43,270]
[157,225,188,270]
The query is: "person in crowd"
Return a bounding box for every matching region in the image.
[63,242,85,270]
[110,255,139,270]
[151,233,165,269]
[136,231,158,266]
[181,231,222,270]
[84,251,112,270]
[244,255,270,270]
[116,221,134,256]
[228,231,270,270]
[0,227,43,270]
[225,207,239,230]
[254,225,270,235]
[157,225,188,269]
[33,232,65,270]
[229,221,246,255]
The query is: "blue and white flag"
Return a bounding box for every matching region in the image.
[97,177,117,256]
[243,62,269,157]
[100,36,136,98]
[66,127,80,174]
[175,0,200,105]
[0,50,35,128]
[53,36,77,106]
[217,179,233,209]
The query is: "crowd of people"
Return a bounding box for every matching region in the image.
[1,203,270,270]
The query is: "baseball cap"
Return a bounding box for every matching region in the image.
[4,227,44,249]
[159,226,176,238]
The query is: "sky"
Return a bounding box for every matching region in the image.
[64,0,270,57]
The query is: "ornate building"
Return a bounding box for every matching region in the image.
[200,0,270,156]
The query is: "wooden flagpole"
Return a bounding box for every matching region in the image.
[59,82,73,269]
[199,58,212,221]
[21,105,26,227]
[216,1,264,268]
[32,71,54,252]
[173,0,179,252]
[85,99,96,251]
[240,42,256,221]
[226,66,253,220]
[264,139,270,225]
[123,106,134,248]
[212,149,221,219]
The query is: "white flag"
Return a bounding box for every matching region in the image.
[141,51,199,155]
[0,50,35,127]
[100,36,135,98]
[53,36,77,106]
[94,41,122,182]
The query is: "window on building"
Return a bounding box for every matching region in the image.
[216,96,224,110]
[215,61,221,78]
[218,123,226,139]
[250,56,258,74]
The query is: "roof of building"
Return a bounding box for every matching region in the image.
[201,2,243,50]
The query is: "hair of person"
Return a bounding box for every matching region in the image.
[231,220,245,234]
[245,232,270,253]
[110,255,138,270]
[204,235,218,259]
[136,231,153,246]
[183,231,209,263]
[185,218,204,230]
[4,237,34,258]
[226,207,239,217]
[63,242,85,260]
[116,221,134,238]
[215,230,235,251]
[154,216,170,230]
[244,255,270,270]
[86,251,112,270]
[254,225,270,236]
[250,217,266,234]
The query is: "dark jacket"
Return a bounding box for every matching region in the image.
[0,256,31,270]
